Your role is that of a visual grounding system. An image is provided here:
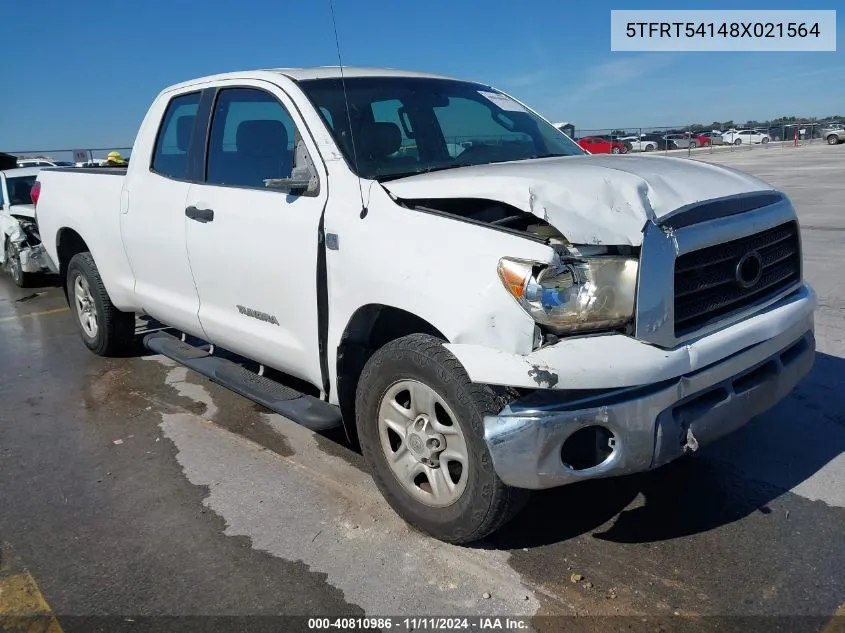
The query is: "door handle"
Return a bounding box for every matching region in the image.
[185,206,214,222]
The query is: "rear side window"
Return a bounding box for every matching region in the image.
[151,91,200,180]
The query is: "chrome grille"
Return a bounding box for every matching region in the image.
[673,221,801,336]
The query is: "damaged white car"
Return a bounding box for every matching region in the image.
[1,167,50,287]
[34,68,816,543]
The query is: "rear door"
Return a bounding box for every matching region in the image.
[183,82,328,389]
[120,89,206,336]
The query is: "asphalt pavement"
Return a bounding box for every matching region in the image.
[1,143,843,633]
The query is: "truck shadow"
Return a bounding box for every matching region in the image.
[485,351,845,549]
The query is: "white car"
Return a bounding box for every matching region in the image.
[619,135,659,152]
[0,167,51,286]
[17,158,75,168]
[33,66,816,544]
[722,129,770,145]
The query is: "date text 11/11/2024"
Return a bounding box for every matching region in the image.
[307,617,530,630]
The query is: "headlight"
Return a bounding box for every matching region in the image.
[497,256,638,333]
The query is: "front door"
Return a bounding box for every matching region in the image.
[184,84,327,389]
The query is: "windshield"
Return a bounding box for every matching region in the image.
[6,175,36,205]
[297,77,585,180]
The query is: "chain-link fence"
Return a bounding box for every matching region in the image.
[7,147,133,167]
[568,120,845,156]
[6,120,845,166]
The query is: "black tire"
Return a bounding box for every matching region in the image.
[355,333,529,544]
[611,147,621,154]
[762,137,769,144]
[703,140,711,147]
[4,238,31,288]
[734,138,742,146]
[66,252,136,356]
[689,140,698,148]
[828,135,839,145]
[644,144,654,152]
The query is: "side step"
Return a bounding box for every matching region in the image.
[143,331,342,432]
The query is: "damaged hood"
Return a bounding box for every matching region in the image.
[381,155,776,246]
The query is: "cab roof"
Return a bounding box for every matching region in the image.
[164,67,466,93]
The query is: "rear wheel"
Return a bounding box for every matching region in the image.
[4,238,31,288]
[644,144,654,152]
[703,140,711,147]
[734,139,742,146]
[66,252,136,356]
[611,146,621,154]
[762,137,769,144]
[828,135,839,145]
[355,333,528,544]
[689,140,698,148]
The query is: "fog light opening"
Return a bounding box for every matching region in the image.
[560,425,616,471]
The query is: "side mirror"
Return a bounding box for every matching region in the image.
[264,175,318,196]
[264,137,319,196]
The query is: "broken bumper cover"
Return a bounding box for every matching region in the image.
[481,285,816,490]
[19,243,51,273]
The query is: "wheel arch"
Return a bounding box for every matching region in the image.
[335,304,448,445]
[56,228,91,300]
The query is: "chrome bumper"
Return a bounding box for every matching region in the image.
[483,316,815,490]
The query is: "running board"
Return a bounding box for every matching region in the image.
[143,331,342,431]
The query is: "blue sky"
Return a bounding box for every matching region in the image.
[1,0,842,151]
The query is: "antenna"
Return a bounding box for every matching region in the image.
[328,0,367,217]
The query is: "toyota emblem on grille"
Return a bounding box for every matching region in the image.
[735,251,763,289]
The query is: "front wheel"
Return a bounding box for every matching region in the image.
[703,140,711,147]
[828,135,839,145]
[611,146,621,154]
[644,144,654,152]
[762,137,769,144]
[355,333,528,544]
[66,252,136,356]
[4,239,31,288]
[734,139,742,146]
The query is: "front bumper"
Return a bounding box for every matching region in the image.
[482,287,816,490]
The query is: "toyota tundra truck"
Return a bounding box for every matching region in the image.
[33,67,817,543]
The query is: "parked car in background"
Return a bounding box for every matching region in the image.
[822,124,845,145]
[577,136,627,154]
[592,135,632,152]
[722,129,771,145]
[618,135,659,152]
[0,167,50,286]
[639,134,677,151]
[697,131,724,145]
[17,158,76,168]
[665,133,710,149]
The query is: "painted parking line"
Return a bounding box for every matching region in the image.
[821,604,845,633]
[0,543,64,632]
[0,307,69,324]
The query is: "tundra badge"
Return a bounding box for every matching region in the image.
[236,305,280,326]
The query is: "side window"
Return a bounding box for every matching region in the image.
[206,88,298,189]
[0,181,5,208]
[151,91,200,180]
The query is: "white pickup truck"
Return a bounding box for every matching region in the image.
[34,67,817,543]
